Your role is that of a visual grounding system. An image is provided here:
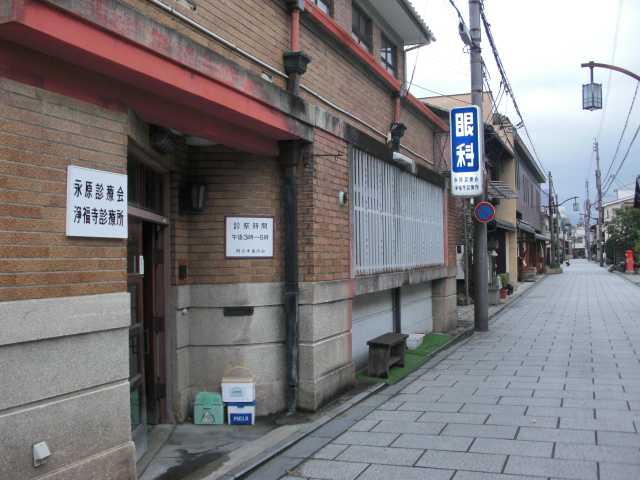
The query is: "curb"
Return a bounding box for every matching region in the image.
[218,382,386,479]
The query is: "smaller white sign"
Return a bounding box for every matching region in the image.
[66,165,128,238]
[226,217,274,258]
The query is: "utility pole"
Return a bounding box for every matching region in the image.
[548,172,556,265]
[585,180,591,260]
[594,140,604,266]
[553,195,564,264]
[469,0,488,331]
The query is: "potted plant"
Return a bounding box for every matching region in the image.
[499,273,510,299]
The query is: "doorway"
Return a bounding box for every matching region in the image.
[126,149,169,459]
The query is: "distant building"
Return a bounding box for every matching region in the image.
[573,224,587,258]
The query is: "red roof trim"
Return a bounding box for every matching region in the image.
[304,0,448,132]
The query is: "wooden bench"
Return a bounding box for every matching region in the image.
[367,332,408,378]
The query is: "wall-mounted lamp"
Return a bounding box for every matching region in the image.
[149,125,178,154]
[180,183,207,213]
[338,191,348,206]
[389,122,407,152]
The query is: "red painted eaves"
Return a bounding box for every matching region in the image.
[303,0,448,132]
[304,0,401,91]
[405,94,449,132]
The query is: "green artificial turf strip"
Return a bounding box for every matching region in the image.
[356,333,453,385]
[411,333,452,357]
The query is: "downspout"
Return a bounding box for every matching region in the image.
[283,0,310,414]
[281,140,301,414]
[284,0,310,96]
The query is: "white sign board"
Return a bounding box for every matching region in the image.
[66,165,128,238]
[225,217,274,258]
[450,105,484,197]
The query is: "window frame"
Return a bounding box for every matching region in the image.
[351,3,373,51]
[379,33,397,76]
[312,0,332,15]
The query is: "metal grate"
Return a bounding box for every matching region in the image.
[351,147,444,275]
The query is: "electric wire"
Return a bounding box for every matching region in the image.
[447,0,466,25]
[596,0,624,141]
[479,3,546,176]
[602,120,640,198]
[602,80,640,192]
[411,83,475,105]
[405,46,420,96]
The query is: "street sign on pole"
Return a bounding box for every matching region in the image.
[450,105,484,197]
[474,201,496,223]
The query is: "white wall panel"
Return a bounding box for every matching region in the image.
[351,290,394,369]
[400,282,433,334]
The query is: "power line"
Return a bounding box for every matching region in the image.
[479,3,547,176]
[411,83,474,105]
[602,120,640,198]
[446,0,465,25]
[602,80,639,191]
[596,0,624,140]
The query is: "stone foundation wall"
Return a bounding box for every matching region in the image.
[0,293,135,480]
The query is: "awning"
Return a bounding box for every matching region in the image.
[488,180,518,200]
[535,233,551,242]
[495,219,516,232]
[517,220,536,235]
[369,0,435,45]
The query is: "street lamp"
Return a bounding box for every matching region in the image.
[581,62,640,111]
[582,64,602,111]
[581,61,640,266]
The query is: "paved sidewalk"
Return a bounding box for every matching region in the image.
[244,260,640,480]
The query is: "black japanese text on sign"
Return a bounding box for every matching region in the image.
[66,165,128,239]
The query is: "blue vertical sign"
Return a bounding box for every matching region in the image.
[450,105,483,197]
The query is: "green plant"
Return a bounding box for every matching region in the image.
[499,273,510,287]
[607,208,640,253]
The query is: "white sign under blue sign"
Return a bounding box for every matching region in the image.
[450,105,484,197]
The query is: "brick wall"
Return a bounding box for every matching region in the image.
[118,0,290,91]
[0,78,127,301]
[300,18,395,139]
[400,102,437,168]
[119,0,404,145]
[171,146,284,285]
[298,128,350,282]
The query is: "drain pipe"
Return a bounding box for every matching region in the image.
[281,140,301,414]
[282,0,310,414]
[284,0,311,95]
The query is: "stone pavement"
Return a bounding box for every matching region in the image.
[243,260,640,480]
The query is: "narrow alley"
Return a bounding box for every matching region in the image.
[246,260,640,480]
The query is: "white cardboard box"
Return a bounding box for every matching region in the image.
[227,403,255,425]
[221,381,255,403]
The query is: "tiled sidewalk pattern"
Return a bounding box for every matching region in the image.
[245,261,640,480]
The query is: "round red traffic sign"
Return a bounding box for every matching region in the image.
[474,201,496,223]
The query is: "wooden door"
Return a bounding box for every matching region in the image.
[127,219,148,457]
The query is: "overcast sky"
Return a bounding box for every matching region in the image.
[408,0,640,223]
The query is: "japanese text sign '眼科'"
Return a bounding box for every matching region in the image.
[450,105,484,197]
[66,165,128,238]
[226,217,274,258]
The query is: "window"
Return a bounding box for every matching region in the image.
[128,156,164,213]
[312,0,332,15]
[380,34,397,76]
[350,147,444,275]
[352,3,372,51]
